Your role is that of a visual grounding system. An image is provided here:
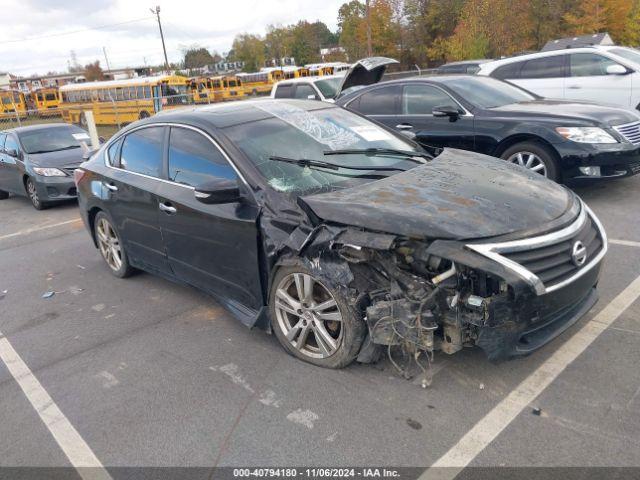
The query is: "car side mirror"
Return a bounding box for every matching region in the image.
[307,94,318,100]
[432,105,461,120]
[194,178,241,205]
[5,148,18,158]
[606,64,629,75]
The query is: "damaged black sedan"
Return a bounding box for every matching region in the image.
[76,100,607,372]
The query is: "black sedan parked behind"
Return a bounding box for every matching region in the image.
[76,100,607,372]
[336,75,640,182]
[0,123,92,209]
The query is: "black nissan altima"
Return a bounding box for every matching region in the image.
[336,75,640,183]
[0,123,92,209]
[76,100,607,370]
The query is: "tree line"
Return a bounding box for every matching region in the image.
[223,0,640,71]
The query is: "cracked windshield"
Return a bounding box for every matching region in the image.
[225,103,427,195]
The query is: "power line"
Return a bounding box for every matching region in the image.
[0,17,154,45]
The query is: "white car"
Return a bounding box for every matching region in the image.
[477,46,640,110]
[270,75,345,103]
[270,57,400,103]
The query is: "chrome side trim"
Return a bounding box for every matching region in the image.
[103,122,250,189]
[466,202,607,296]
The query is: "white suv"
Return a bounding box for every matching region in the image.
[477,46,640,110]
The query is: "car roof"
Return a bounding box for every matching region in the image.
[478,47,615,72]
[440,59,492,67]
[275,75,344,85]
[139,98,336,130]
[0,123,78,135]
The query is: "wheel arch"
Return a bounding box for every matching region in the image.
[87,206,104,248]
[492,134,559,158]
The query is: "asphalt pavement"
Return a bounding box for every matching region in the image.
[0,175,639,479]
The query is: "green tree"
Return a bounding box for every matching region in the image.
[338,0,367,60]
[182,46,215,69]
[231,34,266,72]
[84,60,104,81]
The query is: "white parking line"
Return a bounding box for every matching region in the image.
[420,273,640,480]
[610,238,640,249]
[0,330,112,480]
[0,219,81,241]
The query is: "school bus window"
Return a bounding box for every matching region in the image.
[45,93,56,101]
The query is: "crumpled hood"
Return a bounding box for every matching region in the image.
[28,148,84,168]
[301,149,576,241]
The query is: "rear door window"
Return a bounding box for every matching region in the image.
[294,84,317,100]
[402,84,457,114]
[119,127,165,177]
[274,84,294,98]
[351,85,401,115]
[520,55,565,78]
[570,53,620,77]
[168,127,236,187]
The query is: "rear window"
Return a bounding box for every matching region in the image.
[350,85,401,115]
[314,77,342,99]
[274,84,294,98]
[120,127,164,177]
[520,55,565,78]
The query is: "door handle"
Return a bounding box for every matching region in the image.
[396,123,413,130]
[104,182,118,192]
[567,85,582,89]
[159,202,177,214]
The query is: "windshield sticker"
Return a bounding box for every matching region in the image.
[351,125,393,142]
[254,101,359,150]
[72,133,90,140]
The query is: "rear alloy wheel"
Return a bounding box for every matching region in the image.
[94,212,134,278]
[270,266,365,368]
[501,141,559,181]
[26,177,46,210]
[0,190,9,200]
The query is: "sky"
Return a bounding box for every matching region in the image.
[0,0,346,77]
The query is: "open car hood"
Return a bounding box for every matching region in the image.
[300,149,577,241]
[336,57,399,98]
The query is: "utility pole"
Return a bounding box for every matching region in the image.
[365,0,372,57]
[102,47,112,73]
[150,6,170,72]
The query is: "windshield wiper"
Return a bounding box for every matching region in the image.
[29,145,81,154]
[323,148,432,163]
[269,155,407,172]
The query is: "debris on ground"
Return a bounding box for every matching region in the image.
[532,407,542,416]
[479,383,485,390]
[406,418,423,430]
[0,289,7,300]
[69,286,84,295]
[76,265,86,270]
[42,291,55,299]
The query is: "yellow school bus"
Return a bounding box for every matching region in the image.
[0,90,28,117]
[32,87,61,111]
[237,70,283,96]
[189,75,245,103]
[59,75,190,126]
[189,77,223,104]
[308,63,351,76]
[280,66,310,79]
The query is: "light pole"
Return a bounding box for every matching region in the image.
[150,6,170,72]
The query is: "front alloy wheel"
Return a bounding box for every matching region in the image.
[26,178,45,210]
[506,151,547,176]
[270,266,365,368]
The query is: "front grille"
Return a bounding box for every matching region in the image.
[467,204,607,295]
[614,121,640,145]
[501,215,602,288]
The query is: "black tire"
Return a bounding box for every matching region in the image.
[500,141,560,182]
[25,177,47,210]
[269,263,366,369]
[0,190,9,200]
[93,211,135,278]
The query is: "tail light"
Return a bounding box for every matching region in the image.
[74,168,87,187]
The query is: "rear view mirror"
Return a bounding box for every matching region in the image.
[5,149,18,158]
[606,64,628,75]
[194,178,241,205]
[433,105,461,121]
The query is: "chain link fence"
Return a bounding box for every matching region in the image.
[1,70,437,139]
